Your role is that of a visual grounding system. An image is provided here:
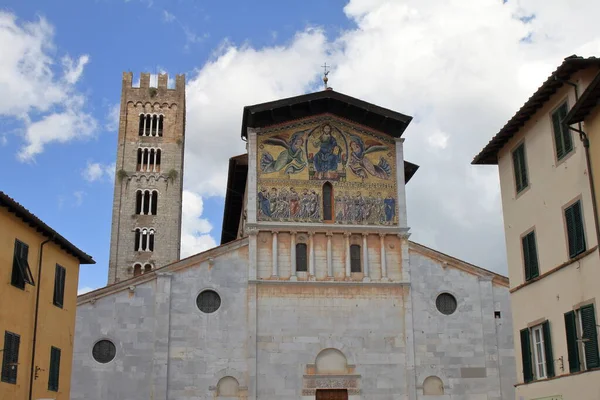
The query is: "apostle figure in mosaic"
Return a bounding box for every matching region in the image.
[260,131,307,175]
[257,188,271,218]
[384,194,396,223]
[311,124,342,179]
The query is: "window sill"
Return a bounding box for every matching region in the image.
[510,246,598,293]
[515,367,600,387]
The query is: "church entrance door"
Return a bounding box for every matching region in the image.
[316,389,348,400]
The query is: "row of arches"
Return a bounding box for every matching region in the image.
[134,228,155,252]
[138,114,164,137]
[133,263,153,277]
[135,190,158,215]
[293,242,361,273]
[136,147,161,172]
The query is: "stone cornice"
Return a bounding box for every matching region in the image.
[248,280,409,287]
[246,222,410,236]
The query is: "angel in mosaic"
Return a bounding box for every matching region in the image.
[260,131,307,175]
[347,134,391,180]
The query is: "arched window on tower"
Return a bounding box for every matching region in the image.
[155,149,161,172]
[323,182,333,221]
[148,229,155,251]
[157,115,164,137]
[143,191,151,214]
[133,263,142,277]
[137,148,143,171]
[134,229,141,251]
[138,115,144,136]
[151,191,158,215]
[350,244,361,272]
[136,191,142,214]
[296,243,307,272]
[152,115,158,136]
[143,264,152,274]
[135,228,155,252]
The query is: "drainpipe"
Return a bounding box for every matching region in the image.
[559,78,600,250]
[28,236,53,400]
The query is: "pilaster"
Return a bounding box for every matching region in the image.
[395,138,408,229]
[152,272,172,400]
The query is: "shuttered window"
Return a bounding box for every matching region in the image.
[520,328,533,383]
[11,239,34,289]
[296,243,307,272]
[350,244,361,273]
[542,321,555,378]
[323,183,333,221]
[48,346,61,391]
[552,102,573,160]
[580,304,600,369]
[53,264,66,308]
[565,201,586,258]
[565,311,581,372]
[1,331,20,384]
[512,143,529,193]
[522,231,539,281]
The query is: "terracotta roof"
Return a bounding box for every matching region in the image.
[565,70,600,125]
[472,55,600,165]
[0,191,95,264]
[241,89,413,139]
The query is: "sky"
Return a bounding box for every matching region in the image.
[1,0,600,295]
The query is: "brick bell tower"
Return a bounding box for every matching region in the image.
[107,72,185,284]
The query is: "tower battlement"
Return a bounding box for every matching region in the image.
[122,72,185,92]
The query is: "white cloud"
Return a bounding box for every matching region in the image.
[73,190,85,206]
[0,12,96,161]
[77,286,97,295]
[82,161,115,182]
[105,103,120,132]
[181,190,216,258]
[163,10,175,23]
[183,1,600,274]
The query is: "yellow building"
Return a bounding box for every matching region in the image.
[0,191,94,400]
[473,55,600,400]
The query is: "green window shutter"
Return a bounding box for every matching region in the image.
[564,311,580,373]
[522,232,539,281]
[542,321,555,377]
[53,265,66,308]
[513,144,528,193]
[580,304,600,369]
[48,346,61,391]
[552,108,565,159]
[558,103,573,155]
[1,331,20,384]
[520,328,534,383]
[566,201,586,258]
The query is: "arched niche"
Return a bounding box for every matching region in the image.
[315,348,348,374]
[217,376,239,397]
[423,376,444,395]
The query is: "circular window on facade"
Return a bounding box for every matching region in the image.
[196,290,221,313]
[436,293,457,315]
[92,340,116,364]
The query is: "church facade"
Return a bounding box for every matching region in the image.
[71,84,516,399]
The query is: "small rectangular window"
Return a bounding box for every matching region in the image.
[350,244,361,273]
[53,264,66,308]
[565,200,586,258]
[296,243,308,272]
[11,239,34,289]
[1,331,20,384]
[522,231,539,281]
[552,102,573,160]
[520,321,554,383]
[531,325,547,379]
[512,143,529,193]
[48,346,61,392]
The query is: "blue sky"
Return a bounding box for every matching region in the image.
[2,0,600,293]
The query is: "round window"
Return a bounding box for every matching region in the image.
[196,290,221,313]
[436,293,457,315]
[92,340,116,363]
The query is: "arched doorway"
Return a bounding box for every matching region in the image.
[316,389,348,400]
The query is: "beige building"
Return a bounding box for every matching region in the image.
[473,55,600,400]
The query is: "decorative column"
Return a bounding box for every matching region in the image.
[309,232,315,277]
[395,138,408,228]
[380,233,388,281]
[344,232,351,278]
[290,231,297,281]
[246,128,258,224]
[362,233,370,281]
[271,231,278,278]
[326,232,333,278]
[143,114,147,136]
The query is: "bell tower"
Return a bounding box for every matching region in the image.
[107,72,185,284]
